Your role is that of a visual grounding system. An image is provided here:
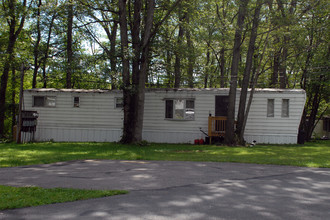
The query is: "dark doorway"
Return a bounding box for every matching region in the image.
[215,96,229,116]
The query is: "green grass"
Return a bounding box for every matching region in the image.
[0,185,128,210]
[0,140,329,168]
[0,140,329,210]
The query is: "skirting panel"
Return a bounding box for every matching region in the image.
[33,127,297,144]
[244,134,297,144]
[35,127,122,142]
[143,130,205,144]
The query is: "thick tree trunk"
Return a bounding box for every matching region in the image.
[0,0,27,137]
[225,0,249,146]
[118,0,133,143]
[11,67,16,137]
[236,0,262,145]
[305,81,323,141]
[119,0,155,143]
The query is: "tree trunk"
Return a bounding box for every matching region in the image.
[186,14,194,88]
[219,47,226,88]
[0,0,27,137]
[174,11,185,88]
[41,6,56,88]
[11,67,16,138]
[109,22,118,89]
[236,0,262,145]
[305,79,323,141]
[204,49,210,88]
[225,0,249,145]
[66,0,73,89]
[166,47,172,87]
[271,46,280,87]
[118,0,133,143]
[119,0,155,143]
[32,0,42,88]
[279,37,288,89]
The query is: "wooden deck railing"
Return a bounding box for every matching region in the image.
[208,116,227,138]
[208,116,236,144]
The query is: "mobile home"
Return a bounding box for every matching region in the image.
[22,88,306,144]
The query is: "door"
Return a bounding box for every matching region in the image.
[215,96,229,116]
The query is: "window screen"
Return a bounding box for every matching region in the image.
[267,99,274,117]
[33,96,45,107]
[115,97,123,108]
[174,100,185,119]
[282,99,289,117]
[185,100,195,120]
[33,96,56,107]
[45,97,56,107]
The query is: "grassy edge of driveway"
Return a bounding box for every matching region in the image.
[1,140,329,168]
[0,185,128,210]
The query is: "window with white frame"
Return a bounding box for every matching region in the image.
[282,99,289,117]
[165,99,195,120]
[33,96,56,107]
[267,99,274,117]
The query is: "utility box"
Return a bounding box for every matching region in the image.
[21,111,38,132]
[20,111,39,142]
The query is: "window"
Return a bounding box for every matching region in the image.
[282,99,289,117]
[165,99,195,120]
[33,96,56,107]
[267,99,274,117]
[115,97,123,108]
[73,97,80,107]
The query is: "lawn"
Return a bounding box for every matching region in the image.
[0,185,128,210]
[0,140,329,210]
[0,140,329,168]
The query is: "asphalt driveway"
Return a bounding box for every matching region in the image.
[0,160,329,220]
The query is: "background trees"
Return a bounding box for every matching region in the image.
[0,0,328,143]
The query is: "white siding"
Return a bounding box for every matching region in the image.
[24,89,123,142]
[23,88,306,144]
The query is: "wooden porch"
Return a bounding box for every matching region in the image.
[208,116,236,144]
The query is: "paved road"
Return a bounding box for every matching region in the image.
[0,160,329,220]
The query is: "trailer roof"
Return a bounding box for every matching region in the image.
[25,88,305,94]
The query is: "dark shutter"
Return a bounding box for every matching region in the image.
[165,100,173,118]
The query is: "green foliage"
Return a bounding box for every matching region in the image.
[0,185,128,210]
[0,141,329,168]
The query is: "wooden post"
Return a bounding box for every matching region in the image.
[16,64,25,144]
[208,116,212,144]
